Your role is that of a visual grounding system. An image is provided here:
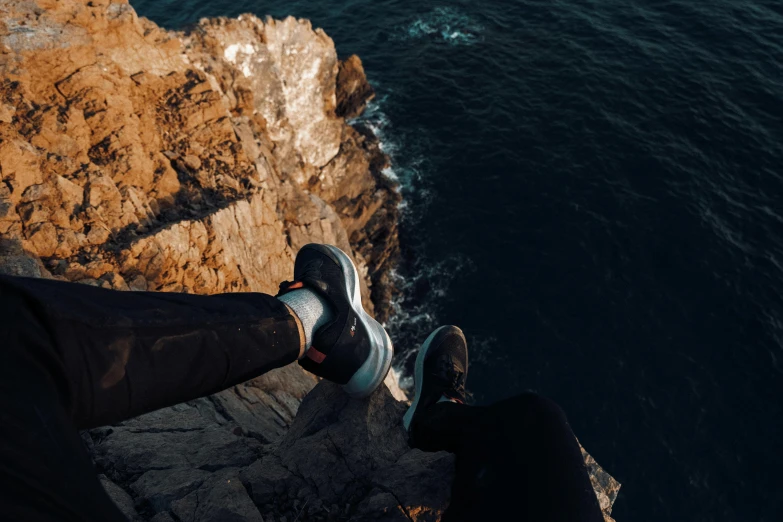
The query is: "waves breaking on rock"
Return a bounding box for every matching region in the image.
[352,90,478,390]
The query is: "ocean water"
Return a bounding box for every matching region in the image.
[133,1,783,520]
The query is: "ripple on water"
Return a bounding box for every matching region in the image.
[394,7,484,46]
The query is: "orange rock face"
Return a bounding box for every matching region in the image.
[0,0,398,318]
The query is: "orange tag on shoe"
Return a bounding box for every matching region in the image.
[306,346,326,363]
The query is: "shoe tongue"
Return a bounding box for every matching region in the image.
[295,256,325,279]
[298,277,330,300]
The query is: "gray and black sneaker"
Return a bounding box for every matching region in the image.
[277,244,393,398]
[402,325,468,432]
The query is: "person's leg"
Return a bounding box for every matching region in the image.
[0,244,391,430]
[404,326,603,522]
[0,274,303,429]
[0,243,393,519]
[413,396,604,522]
[0,280,129,521]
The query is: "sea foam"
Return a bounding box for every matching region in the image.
[397,7,484,46]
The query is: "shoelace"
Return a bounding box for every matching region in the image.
[435,355,466,399]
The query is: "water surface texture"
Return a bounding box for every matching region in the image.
[133,1,783,520]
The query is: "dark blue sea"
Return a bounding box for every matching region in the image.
[134,1,783,520]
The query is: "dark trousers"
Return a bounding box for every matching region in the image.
[413,396,605,522]
[0,274,603,521]
[0,275,301,521]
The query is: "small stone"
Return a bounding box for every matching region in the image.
[25,222,58,257]
[127,275,148,292]
[99,475,140,520]
[183,154,202,170]
[0,239,45,278]
[86,226,110,245]
[54,229,80,258]
[53,176,84,211]
[99,272,130,291]
[0,104,15,123]
[20,183,50,203]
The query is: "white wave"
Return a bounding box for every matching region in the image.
[351,92,432,218]
[385,255,475,391]
[381,166,400,183]
[351,86,471,390]
[396,7,484,46]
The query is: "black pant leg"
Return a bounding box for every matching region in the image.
[0,283,127,521]
[412,394,604,522]
[0,275,302,429]
[0,275,303,520]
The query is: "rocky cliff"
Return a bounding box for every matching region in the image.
[0,0,399,318]
[0,1,619,521]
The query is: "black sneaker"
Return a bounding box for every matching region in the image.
[278,244,393,398]
[402,325,468,432]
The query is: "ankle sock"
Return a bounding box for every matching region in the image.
[278,288,335,353]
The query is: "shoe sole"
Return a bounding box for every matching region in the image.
[321,244,394,398]
[402,325,462,431]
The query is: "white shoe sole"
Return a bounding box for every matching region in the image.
[402,325,454,432]
[323,245,394,398]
